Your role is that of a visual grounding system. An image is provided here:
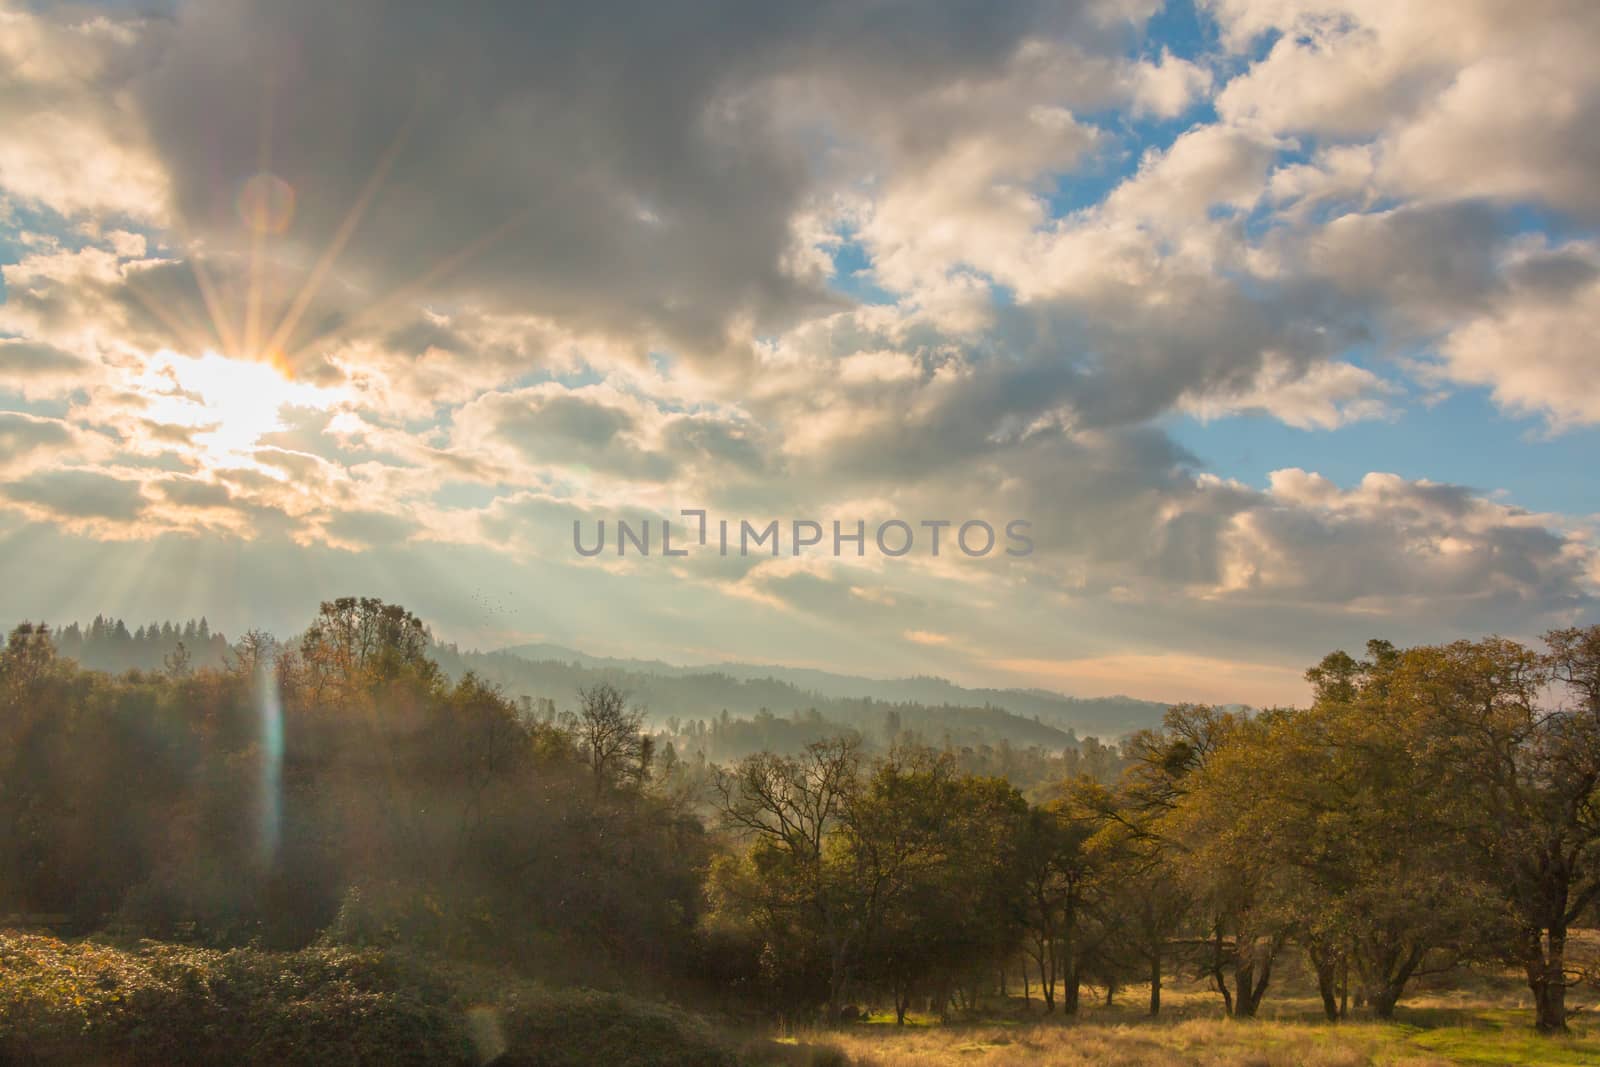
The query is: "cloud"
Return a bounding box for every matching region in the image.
[1128,48,1213,118]
[151,474,233,510]
[1182,357,1396,429]
[0,8,168,220]
[321,508,418,550]
[1217,469,1593,615]
[123,0,1147,366]
[0,339,101,398]
[0,411,79,472]
[0,0,1596,705]
[1211,0,1600,217]
[453,385,675,485]
[1434,242,1600,427]
[3,467,147,522]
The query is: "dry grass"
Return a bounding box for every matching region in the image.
[806,1018,1418,1067]
[759,968,1600,1067]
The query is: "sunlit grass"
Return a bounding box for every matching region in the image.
[778,973,1600,1067]
[811,1015,1600,1067]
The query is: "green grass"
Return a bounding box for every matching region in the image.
[1403,1021,1600,1066]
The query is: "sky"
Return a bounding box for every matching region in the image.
[1,0,1597,707]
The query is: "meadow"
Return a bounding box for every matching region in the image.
[805,979,1600,1067]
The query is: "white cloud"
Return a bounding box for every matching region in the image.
[1435,243,1600,427]
[0,9,168,219]
[1129,48,1214,118]
[1182,356,1396,429]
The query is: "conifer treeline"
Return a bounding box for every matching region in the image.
[50,617,231,674]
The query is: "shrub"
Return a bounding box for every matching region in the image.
[0,932,743,1066]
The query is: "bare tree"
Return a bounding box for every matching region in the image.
[568,683,648,795]
[227,629,279,681]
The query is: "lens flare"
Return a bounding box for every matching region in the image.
[256,660,283,867]
[464,1006,507,1065]
[238,172,296,234]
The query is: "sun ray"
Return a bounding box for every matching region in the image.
[260,107,418,365]
[243,80,278,364]
[122,273,221,360]
[282,203,538,367]
[178,220,246,361]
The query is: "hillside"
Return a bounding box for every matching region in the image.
[434,646,1093,754]
[22,616,1168,749]
[489,641,1169,741]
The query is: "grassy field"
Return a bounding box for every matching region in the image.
[803,1015,1600,1067]
[791,974,1600,1067]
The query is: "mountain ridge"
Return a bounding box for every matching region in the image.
[487,641,1170,741]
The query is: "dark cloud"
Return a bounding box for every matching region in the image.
[153,475,234,508]
[4,468,147,521]
[127,0,1127,366]
[322,508,417,548]
[0,339,96,385]
[0,411,76,463]
[661,414,769,476]
[468,388,675,481]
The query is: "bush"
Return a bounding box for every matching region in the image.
[0,932,743,1066]
[0,933,467,1066]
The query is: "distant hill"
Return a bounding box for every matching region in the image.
[23,617,1169,751]
[485,642,1169,742]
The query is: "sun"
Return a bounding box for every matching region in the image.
[136,350,345,467]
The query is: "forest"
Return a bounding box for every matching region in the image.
[1,597,1598,1065]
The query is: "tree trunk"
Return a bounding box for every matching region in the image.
[1232,941,1276,1019]
[1233,960,1258,1018]
[1209,926,1234,1017]
[1526,924,1569,1034]
[1149,954,1161,1017]
[1316,971,1340,1022]
[1370,944,1427,1021]
[1308,943,1340,1022]
[826,942,848,1025]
